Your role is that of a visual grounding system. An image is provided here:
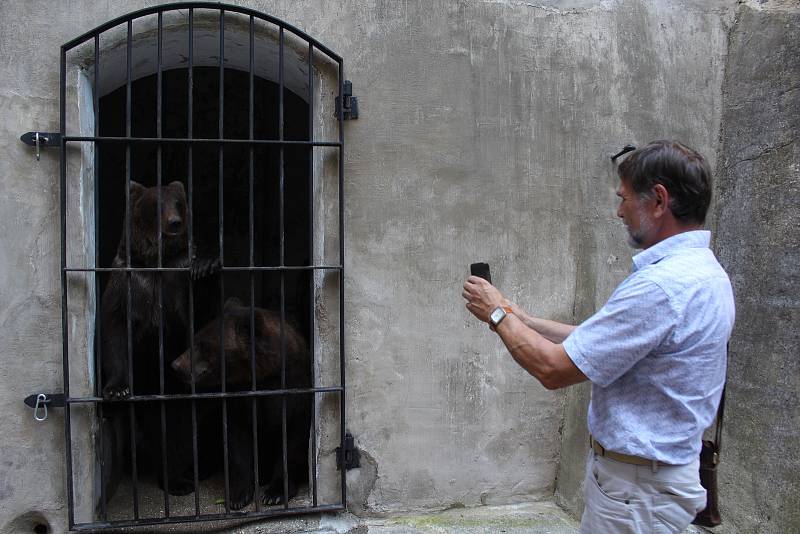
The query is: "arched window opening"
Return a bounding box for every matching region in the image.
[59,4,346,529]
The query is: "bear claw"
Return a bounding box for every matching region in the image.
[102,385,131,400]
[190,257,221,280]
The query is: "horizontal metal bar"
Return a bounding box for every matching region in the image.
[67,386,343,404]
[70,503,345,531]
[63,136,342,147]
[64,265,342,273]
[61,2,342,64]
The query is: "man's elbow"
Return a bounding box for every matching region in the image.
[535,346,585,390]
[532,363,563,390]
[538,370,565,390]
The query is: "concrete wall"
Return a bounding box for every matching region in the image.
[1,0,794,533]
[712,2,800,533]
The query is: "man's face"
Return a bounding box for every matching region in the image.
[616,179,654,249]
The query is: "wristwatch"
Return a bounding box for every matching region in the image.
[489,305,513,329]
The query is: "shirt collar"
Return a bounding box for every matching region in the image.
[631,230,711,271]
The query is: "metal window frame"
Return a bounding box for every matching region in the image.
[59,3,346,530]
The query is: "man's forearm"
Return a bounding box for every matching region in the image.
[510,307,576,343]
[494,313,586,389]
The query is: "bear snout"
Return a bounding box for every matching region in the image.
[166,216,184,235]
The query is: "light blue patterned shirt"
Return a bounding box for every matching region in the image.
[563,230,735,464]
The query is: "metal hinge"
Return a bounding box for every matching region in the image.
[335,80,359,120]
[20,131,62,161]
[336,431,361,470]
[24,393,66,422]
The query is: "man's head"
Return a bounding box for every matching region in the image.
[615,140,712,249]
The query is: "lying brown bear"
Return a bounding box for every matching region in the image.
[171,297,311,510]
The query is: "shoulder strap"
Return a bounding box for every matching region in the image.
[714,384,726,453]
[713,342,729,453]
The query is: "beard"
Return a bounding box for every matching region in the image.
[625,208,655,249]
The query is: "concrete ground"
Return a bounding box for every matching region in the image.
[98,500,712,533]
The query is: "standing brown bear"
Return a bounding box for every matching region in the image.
[171,298,312,510]
[100,180,218,497]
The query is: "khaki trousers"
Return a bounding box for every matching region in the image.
[580,449,706,533]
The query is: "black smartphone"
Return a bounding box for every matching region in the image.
[470,262,492,284]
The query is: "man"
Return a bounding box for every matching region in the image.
[462,140,734,533]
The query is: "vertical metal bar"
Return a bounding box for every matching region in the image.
[93,32,109,523]
[337,60,346,508]
[60,43,76,531]
[278,26,290,508]
[218,8,230,514]
[187,7,201,516]
[156,11,171,516]
[307,41,318,508]
[248,14,261,512]
[125,19,140,519]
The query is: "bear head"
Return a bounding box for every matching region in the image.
[124,180,188,262]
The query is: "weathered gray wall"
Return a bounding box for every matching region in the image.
[2,0,796,533]
[712,2,800,533]
[553,2,800,532]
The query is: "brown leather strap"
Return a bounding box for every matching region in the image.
[712,342,729,455]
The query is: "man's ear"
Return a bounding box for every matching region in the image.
[652,184,670,218]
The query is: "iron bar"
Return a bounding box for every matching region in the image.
[218,9,231,515]
[156,10,172,514]
[63,136,341,146]
[125,18,140,519]
[68,386,344,404]
[61,2,342,63]
[248,14,261,512]
[278,25,290,509]
[188,8,201,514]
[65,265,342,272]
[70,504,345,532]
[59,41,75,531]
[337,59,347,510]
[308,41,319,508]
[92,32,109,523]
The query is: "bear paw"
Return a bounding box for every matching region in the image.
[190,257,221,281]
[102,384,131,400]
[261,482,297,506]
[229,487,254,510]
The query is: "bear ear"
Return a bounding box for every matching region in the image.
[167,181,186,194]
[129,181,146,200]
[224,297,244,310]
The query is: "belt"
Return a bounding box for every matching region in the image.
[589,435,669,469]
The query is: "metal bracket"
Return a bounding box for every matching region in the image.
[336,431,361,470]
[24,393,66,422]
[20,131,62,161]
[335,80,359,120]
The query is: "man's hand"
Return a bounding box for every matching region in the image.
[462,276,507,323]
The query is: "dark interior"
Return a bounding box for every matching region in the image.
[95,67,314,516]
[98,66,311,336]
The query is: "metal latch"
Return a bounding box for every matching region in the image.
[24,393,66,422]
[335,80,359,120]
[336,431,360,470]
[20,131,62,161]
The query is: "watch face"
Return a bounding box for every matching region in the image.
[490,307,506,325]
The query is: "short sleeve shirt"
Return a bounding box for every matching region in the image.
[562,230,735,464]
